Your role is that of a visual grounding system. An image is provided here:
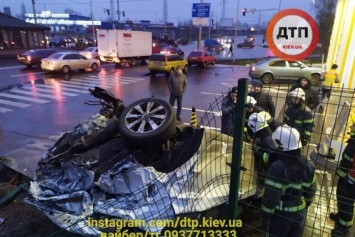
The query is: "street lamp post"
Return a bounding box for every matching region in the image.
[232,0,240,63]
[89,0,96,41]
[278,0,282,11]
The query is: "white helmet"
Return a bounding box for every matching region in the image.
[248,112,269,133]
[272,125,302,151]
[246,96,257,108]
[288,88,305,100]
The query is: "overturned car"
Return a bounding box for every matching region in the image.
[26,87,257,236]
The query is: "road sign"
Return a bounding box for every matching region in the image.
[266,8,319,61]
[192,18,209,26]
[192,3,211,18]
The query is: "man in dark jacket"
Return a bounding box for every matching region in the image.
[330,115,355,237]
[168,65,187,121]
[260,125,317,237]
[221,86,238,136]
[287,77,319,110]
[248,80,276,118]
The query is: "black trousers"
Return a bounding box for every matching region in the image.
[336,177,355,227]
[267,209,307,237]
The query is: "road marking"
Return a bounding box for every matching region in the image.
[35,84,88,94]
[201,92,223,96]
[10,89,66,100]
[22,87,78,96]
[0,98,31,108]
[0,93,49,103]
[10,71,46,77]
[73,77,128,85]
[0,107,13,113]
[0,66,24,70]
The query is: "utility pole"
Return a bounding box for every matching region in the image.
[31,0,37,24]
[232,0,240,63]
[89,0,96,41]
[197,0,203,49]
[116,0,120,23]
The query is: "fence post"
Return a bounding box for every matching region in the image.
[227,78,249,230]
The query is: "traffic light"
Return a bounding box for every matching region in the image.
[106,9,110,15]
[242,8,246,16]
[122,11,125,17]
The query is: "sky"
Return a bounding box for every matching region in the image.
[1,0,316,25]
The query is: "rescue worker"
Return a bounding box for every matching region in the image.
[319,63,340,114]
[244,96,264,142]
[283,88,314,146]
[247,111,276,187]
[330,114,355,237]
[260,125,317,237]
[287,77,320,111]
[248,80,276,118]
[221,86,238,136]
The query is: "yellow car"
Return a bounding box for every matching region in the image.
[148,53,188,76]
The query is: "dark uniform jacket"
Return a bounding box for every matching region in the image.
[221,92,236,136]
[260,151,317,221]
[283,103,314,143]
[248,91,276,118]
[288,77,320,110]
[336,135,355,180]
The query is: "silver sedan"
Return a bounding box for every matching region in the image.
[41,51,100,73]
[249,57,323,85]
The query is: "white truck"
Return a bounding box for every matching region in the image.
[97,29,152,66]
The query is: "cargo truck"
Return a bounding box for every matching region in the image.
[97,29,152,66]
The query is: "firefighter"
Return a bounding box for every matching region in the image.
[283,88,314,146]
[247,111,276,187]
[260,125,317,237]
[330,114,355,237]
[244,96,264,142]
[319,63,340,114]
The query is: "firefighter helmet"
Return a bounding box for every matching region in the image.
[288,88,305,100]
[246,96,257,108]
[272,125,302,151]
[248,112,269,133]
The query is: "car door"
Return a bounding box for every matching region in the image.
[63,54,80,70]
[268,60,287,79]
[76,54,90,69]
[205,50,213,63]
[287,61,306,79]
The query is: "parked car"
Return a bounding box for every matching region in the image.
[48,36,67,47]
[249,57,323,85]
[236,39,255,48]
[41,51,100,73]
[174,38,188,45]
[187,49,216,68]
[160,45,185,58]
[17,48,59,68]
[76,37,96,47]
[147,53,188,76]
[79,47,99,60]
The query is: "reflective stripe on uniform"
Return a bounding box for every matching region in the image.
[284,114,290,120]
[295,118,314,124]
[264,179,283,189]
[263,153,269,165]
[275,197,306,212]
[261,204,275,213]
[337,169,347,178]
[348,174,355,183]
[302,175,317,187]
[343,153,353,162]
[339,217,354,227]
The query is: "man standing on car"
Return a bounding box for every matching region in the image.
[168,65,187,121]
[319,63,340,114]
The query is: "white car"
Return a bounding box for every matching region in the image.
[79,47,99,60]
[41,51,100,73]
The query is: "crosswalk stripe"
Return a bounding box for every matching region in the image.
[0,98,31,108]
[35,84,88,94]
[120,76,144,81]
[11,89,65,100]
[70,78,124,86]
[54,83,93,90]
[0,107,13,113]
[0,93,49,103]
[21,87,78,96]
[75,77,129,85]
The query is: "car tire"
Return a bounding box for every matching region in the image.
[117,97,177,149]
[91,63,99,72]
[129,58,136,66]
[261,73,274,84]
[150,70,156,76]
[188,63,192,67]
[61,65,70,74]
[183,65,188,75]
[310,73,321,86]
[26,65,32,69]
[212,60,216,65]
[203,62,207,68]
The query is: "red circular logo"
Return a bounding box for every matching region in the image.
[266,9,319,61]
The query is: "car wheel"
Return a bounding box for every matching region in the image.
[188,63,192,67]
[150,70,156,76]
[212,60,216,65]
[310,73,321,86]
[183,65,188,75]
[26,65,32,69]
[117,97,177,149]
[237,45,242,48]
[261,73,274,84]
[91,63,99,72]
[203,62,207,68]
[61,65,70,74]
